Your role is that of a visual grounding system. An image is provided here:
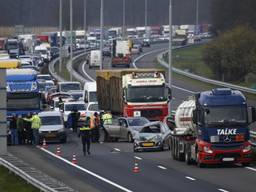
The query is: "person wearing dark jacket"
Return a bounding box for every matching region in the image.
[67,108,80,133]
[9,114,18,145]
[79,117,92,156]
[17,115,25,144]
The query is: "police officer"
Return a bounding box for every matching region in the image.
[102,111,112,125]
[80,116,92,156]
[23,112,41,145]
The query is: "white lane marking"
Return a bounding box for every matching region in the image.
[218,189,229,192]
[245,166,256,172]
[82,61,96,82]
[157,165,167,170]
[114,148,121,152]
[38,147,133,192]
[134,156,142,160]
[172,85,196,94]
[100,141,104,144]
[185,176,196,181]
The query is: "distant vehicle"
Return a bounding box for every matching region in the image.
[38,80,55,102]
[69,90,84,100]
[6,68,42,116]
[50,97,71,111]
[142,38,151,47]
[6,39,25,58]
[85,102,100,117]
[47,92,71,106]
[131,44,142,55]
[108,27,122,39]
[111,40,132,68]
[49,47,59,59]
[19,55,35,66]
[38,111,67,143]
[89,50,101,68]
[83,82,97,103]
[61,101,86,122]
[103,117,150,142]
[20,64,39,72]
[57,81,82,93]
[34,44,50,62]
[37,74,53,81]
[133,121,171,152]
[103,46,111,57]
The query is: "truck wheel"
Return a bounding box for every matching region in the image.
[185,147,192,165]
[242,162,250,167]
[127,133,134,143]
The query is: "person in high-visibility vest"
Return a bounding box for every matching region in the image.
[102,111,112,125]
[80,116,92,156]
[23,112,41,145]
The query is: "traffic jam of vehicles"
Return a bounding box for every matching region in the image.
[1,24,255,168]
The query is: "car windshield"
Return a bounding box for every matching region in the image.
[61,83,81,92]
[88,103,99,111]
[38,76,51,81]
[140,125,161,133]
[127,118,149,126]
[40,116,62,125]
[65,104,85,111]
[127,85,167,102]
[204,106,247,126]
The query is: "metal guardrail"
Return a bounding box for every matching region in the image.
[157,49,256,94]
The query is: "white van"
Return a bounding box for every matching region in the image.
[83,82,97,103]
[89,50,101,68]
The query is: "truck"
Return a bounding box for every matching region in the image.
[96,69,171,121]
[6,68,43,116]
[6,38,25,58]
[111,40,132,68]
[168,88,255,167]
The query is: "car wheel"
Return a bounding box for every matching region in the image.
[127,132,134,143]
[133,145,138,152]
[185,147,192,165]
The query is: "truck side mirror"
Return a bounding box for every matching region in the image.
[192,109,197,124]
[248,106,256,123]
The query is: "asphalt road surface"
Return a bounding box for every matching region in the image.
[8,43,256,192]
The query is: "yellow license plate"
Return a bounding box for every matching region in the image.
[46,133,56,138]
[142,142,154,147]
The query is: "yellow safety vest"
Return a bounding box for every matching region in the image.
[80,127,91,131]
[102,113,112,124]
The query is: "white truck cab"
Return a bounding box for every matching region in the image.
[83,82,97,103]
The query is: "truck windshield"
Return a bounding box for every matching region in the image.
[61,84,81,92]
[204,106,247,126]
[127,85,167,102]
[7,42,18,50]
[7,93,41,110]
[89,92,97,102]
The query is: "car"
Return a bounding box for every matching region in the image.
[60,101,87,122]
[37,74,53,81]
[103,117,150,142]
[103,46,111,57]
[47,92,71,106]
[69,90,84,100]
[57,81,82,93]
[131,44,142,54]
[85,102,101,117]
[38,80,55,103]
[38,111,67,143]
[133,121,171,152]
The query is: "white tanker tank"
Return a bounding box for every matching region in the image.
[174,99,196,135]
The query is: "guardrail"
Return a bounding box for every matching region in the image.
[157,49,256,94]
[0,157,57,192]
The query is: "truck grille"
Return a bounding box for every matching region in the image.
[141,109,162,118]
[215,153,241,160]
[211,144,242,151]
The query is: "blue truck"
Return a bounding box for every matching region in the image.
[6,69,42,116]
[168,88,256,167]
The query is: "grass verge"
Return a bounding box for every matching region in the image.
[0,166,39,192]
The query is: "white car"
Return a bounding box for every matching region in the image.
[86,102,101,117]
[61,101,87,122]
[38,111,67,143]
[57,81,82,93]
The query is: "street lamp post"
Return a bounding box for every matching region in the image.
[168,0,173,112]
[70,0,73,81]
[122,0,125,39]
[100,0,104,70]
[84,0,87,54]
[59,0,63,73]
[196,0,199,34]
[145,0,148,27]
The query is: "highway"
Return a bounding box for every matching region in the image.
[8,43,256,192]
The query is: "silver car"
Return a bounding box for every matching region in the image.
[103,117,150,142]
[133,121,171,152]
[38,111,67,143]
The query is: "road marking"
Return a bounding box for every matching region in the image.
[245,166,256,172]
[38,147,133,192]
[157,165,167,170]
[100,141,104,144]
[134,156,142,160]
[82,61,96,82]
[114,148,121,152]
[172,85,196,94]
[185,176,196,181]
[218,189,229,192]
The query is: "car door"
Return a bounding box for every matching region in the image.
[105,118,121,138]
[119,118,129,139]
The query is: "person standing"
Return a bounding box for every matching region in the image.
[102,111,112,125]
[80,116,92,156]
[94,112,101,142]
[23,112,41,145]
[90,114,96,142]
[24,113,32,144]
[9,114,18,145]
[16,115,25,145]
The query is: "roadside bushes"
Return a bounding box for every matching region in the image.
[202,25,256,82]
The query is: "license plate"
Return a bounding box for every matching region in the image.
[222,157,235,162]
[142,142,154,147]
[46,133,56,138]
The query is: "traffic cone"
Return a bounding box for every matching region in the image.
[71,154,77,164]
[132,160,140,173]
[56,145,62,156]
[42,138,47,148]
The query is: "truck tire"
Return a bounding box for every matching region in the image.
[185,146,192,165]
[127,132,134,143]
[171,139,176,159]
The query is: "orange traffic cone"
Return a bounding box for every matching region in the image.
[42,138,47,148]
[72,154,77,164]
[56,145,62,156]
[132,160,140,173]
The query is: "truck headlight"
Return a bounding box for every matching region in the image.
[6,85,10,92]
[31,82,37,91]
[203,146,213,154]
[243,144,251,153]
